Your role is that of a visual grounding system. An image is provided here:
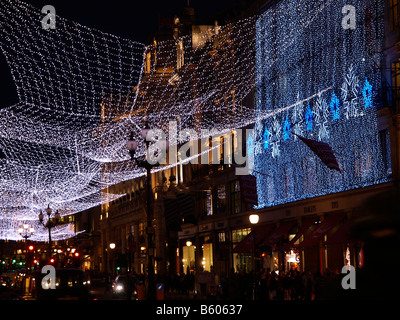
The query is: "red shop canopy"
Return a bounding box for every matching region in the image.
[298,212,347,248]
[282,216,319,250]
[233,224,274,253]
[324,219,353,246]
[261,220,297,248]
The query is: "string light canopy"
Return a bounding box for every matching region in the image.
[0,0,258,240]
[0,0,388,240]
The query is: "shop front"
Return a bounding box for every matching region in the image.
[182,239,195,274]
[231,212,354,275]
[180,235,214,274]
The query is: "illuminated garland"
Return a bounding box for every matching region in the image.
[0,0,262,240]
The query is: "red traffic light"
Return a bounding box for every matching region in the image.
[28,245,34,251]
[49,258,55,263]
[74,252,79,257]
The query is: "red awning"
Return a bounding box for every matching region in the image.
[283,216,319,250]
[261,220,297,247]
[232,224,274,253]
[298,213,347,248]
[324,219,353,245]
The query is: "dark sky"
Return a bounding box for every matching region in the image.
[0,0,249,107]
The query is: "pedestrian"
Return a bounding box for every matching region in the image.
[269,271,278,300]
[282,272,291,300]
[125,272,134,300]
[259,269,268,299]
[292,270,304,300]
[104,273,112,296]
[303,270,314,300]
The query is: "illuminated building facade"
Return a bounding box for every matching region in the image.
[254,0,390,208]
[241,0,400,275]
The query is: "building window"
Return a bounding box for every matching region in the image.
[199,191,212,216]
[267,176,275,204]
[182,243,195,274]
[283,166,294,199]
[219,136,225,164]
[231,228,251,244]
[303,157,316,194]
[391,61,400,100]
[202,243,213,272]
[355,148,372,181]
[218,231,226,243]
[390,0,399,31]
[177,39,184,69]
[379,129,392,175]
[206,191,212,216]
[232,228,252,272]
[127,225,134,238]
[145,52,151,74]
[230,180,241,214]
[216,185,226,214]
[139,222,145,243]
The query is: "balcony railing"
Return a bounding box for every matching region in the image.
[375,82,400,110]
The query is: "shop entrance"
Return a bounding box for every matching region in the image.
[182,244,195,274]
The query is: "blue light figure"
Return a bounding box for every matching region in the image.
[283,116,290,141]
[263,126,270,150]
[247,132,254,156]
[362,78,373,109]
[305,104,313,131]
[330,92,340,120]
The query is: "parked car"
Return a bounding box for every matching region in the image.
[22,268,94,300]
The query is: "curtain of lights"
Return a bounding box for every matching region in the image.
[254,0,389,209]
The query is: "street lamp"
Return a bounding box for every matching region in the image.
[127,122,157,300]
[38,204,60,259]
[249,214,259,272]
[18,224,35,270]
[18,223,34,241]
[249,213,259,300]
[108,243,116,273]
[249,214,260,225]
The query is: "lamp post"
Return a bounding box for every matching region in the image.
[18,223,34,241]
[38,204,60,259]
[249,213,259,300]
[109,243,116,274]
[127,123,158,300]
[18,224,35,270]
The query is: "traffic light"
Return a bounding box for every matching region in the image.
[49,258,55,264]
[28,245,34,251]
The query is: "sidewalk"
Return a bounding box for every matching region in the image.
[164,291,195,300]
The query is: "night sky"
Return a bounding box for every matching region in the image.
[0,0,250,108]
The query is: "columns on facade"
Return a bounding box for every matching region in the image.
[392,114,400,190]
